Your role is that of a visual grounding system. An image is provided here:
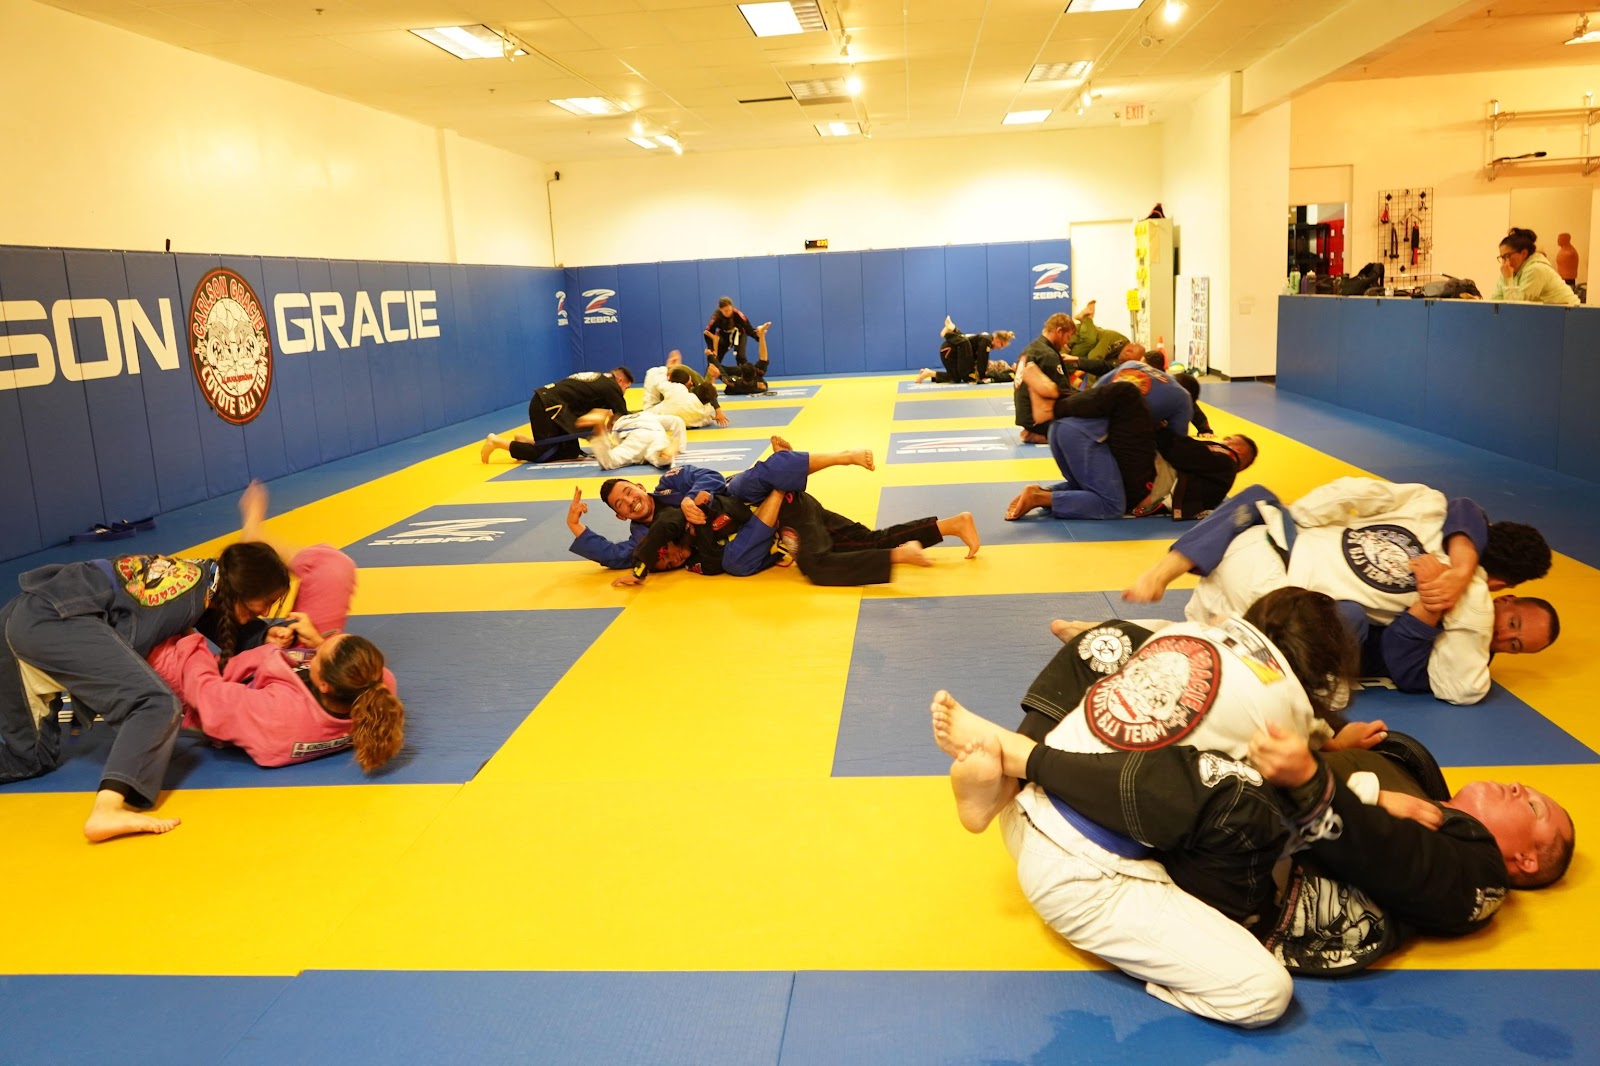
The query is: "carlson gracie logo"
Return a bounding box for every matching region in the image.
[1031,262,1071,301]
[1343,524,1424,592]
[1085,633,1220,750]
[582,288,619,324]
[556,290,569,327]
[189,268,272,425]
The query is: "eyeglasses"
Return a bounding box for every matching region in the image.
[1497,253,1515,261]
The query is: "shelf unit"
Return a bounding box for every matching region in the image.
[1486,97,1599,180]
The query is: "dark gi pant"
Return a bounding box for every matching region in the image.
[1,562,197,807]
[509,388,584,463]
[780,494,941,586]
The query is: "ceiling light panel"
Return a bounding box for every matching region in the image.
[1004,110,1052,124]
[410,25,515,61]
[628,136,658,149]
[740,2,827,38]
[815,121,861,136]
[1065,0,1143,12]
[549,97,632,115]
[1027,61,1092,82]
[787,77,850,104]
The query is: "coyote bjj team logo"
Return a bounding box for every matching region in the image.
[1031,262,1071,301]
[188,268,272,425]
[556,290,569,327]
[1084,634,1220,750]
[582,288,618,324]
[1343,524,1425,592]
[1078,625,1135,675]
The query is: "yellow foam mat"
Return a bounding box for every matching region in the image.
[4,372,1595,980]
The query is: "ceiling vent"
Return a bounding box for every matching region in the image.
[787,77,850,106]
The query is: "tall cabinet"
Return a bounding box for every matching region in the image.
[1132,217,1174,350]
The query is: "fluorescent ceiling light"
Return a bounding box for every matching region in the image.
[1027,61,1092,83]
[550,97,632,115]
[653,133,680,148]
[628,137,658,150]
[739,1,826,38]
[816,121,861,136]
[1065,0,1143,13]
[1004,110,1052,125]
[788,77,849,101]
[410,25,523,60]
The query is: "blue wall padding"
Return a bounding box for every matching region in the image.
[738,256,783,369]
[697,258,742,326]
[820,252,866,374]
[3,607,624,793]
[860,251,908,371]
[1028,239,1073,336]
[779,254,826,376]
[987,241,1030,340]
[618,262,664,366]
[943,243,988,332]
[782,970,1600,1065]
[657,260,703,369]
[901,246,946,372]
[1278,297,1596,478]
[0,243,567,562]
[224,970,793,1066]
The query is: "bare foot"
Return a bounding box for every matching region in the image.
[1004,485,1051,521]
[756,321,772,336]
[942,512,980,558]
[849,449,875,471]
[84,790,180,843]
[916,368,936,383]
[943,314,956,334]
[1051,619,1094,643]
[1079,299,1097,318]
[890,543,932,568]
[770,435,792,452]
[930,689,1005,758]
[951,738,1018,833]
[480,435,501,463]
[1019,430,1049,445]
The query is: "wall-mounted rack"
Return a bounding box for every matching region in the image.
[1486,95,1600,180]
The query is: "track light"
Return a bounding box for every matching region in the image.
[1163,0,1187,24]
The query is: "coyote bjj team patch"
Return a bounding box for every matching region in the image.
[1084,634,1219,750]
[189,267,273,425]
[1343,524,1425,593]
[1078,625,1136,675]
[115,554,211,608]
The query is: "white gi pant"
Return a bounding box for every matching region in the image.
[1002,792,1292,1028]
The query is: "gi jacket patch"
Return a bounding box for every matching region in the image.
[115,555,210,608]
[1085,633,1219,750]
[1078,626,1135,675]
[1343,524,1425,592]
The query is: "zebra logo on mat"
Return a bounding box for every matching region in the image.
[368,518,526,546]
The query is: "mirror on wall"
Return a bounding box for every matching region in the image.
[1508,186,1590,297]
[1287,203,1347,283]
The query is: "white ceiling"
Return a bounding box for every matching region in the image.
[1333,1,1600,81]
[32,1,1600,162]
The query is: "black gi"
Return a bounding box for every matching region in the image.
[515,372,629,463]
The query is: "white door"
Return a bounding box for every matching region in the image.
[1069,220,1139,336]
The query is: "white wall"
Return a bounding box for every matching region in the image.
[0,0,550,266]
[1229,100,1291,378]
[1163,77,1233,373]
[1291,65,1600,293]
[546,125,1165,266]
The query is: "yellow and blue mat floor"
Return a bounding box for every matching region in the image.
[2,375,1597,1064]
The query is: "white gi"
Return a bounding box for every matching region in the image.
[645,380,719,428]
[1003,617,1331,1027]
[640,365,674,408]
[587,412,687,470]
[1185,478,1494,704]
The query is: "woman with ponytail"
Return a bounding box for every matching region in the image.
[145,481,406,772]
[0,488,291,842]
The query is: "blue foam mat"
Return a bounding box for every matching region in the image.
[833,593,1185,777]
[833,594,1579,776]
[489,440,766,481]
[226,971,792,1066]
[894,396,1016,419]
[719,384,819,402]
[1,608,620,793]
[888,427,1040,464]
[782,970,1600,1066]
[344,501,581,566]
[877,484,1183,544]
[700,404,802,428]
[896,380,1012,394]
[1205,382,1600,570]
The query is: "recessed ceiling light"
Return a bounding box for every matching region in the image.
[1027,61,1092,83]
[739,1,827,38]
[1004,110,1052,125]
[628,136,658,150]
[549,97,632,116]
[410,25,524,60]
[788,77,849,100]
[653,133,680,149]
[816,121,861,136]
[1065,0,1142,13]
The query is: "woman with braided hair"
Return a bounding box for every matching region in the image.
[0,494,291,841]
[146,481,405,773]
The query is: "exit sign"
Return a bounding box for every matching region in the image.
[1121,102,1148,126]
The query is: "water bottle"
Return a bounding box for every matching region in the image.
[1302,270,1317,295]
[1288,270,1302,295]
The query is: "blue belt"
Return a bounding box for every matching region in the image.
[1047,793,1153,859]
